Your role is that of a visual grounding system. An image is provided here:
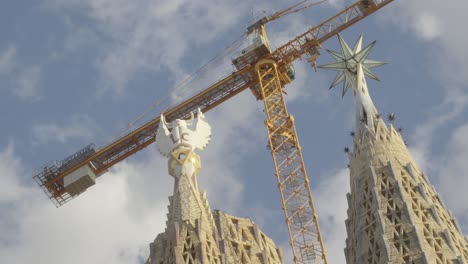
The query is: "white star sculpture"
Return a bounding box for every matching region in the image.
[319,34,386,97]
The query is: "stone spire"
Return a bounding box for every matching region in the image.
[320,35,468,263]
[146,109,284,264]
[146,109,221,264]
[320,34,385,139]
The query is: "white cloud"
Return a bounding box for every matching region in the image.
[380,0,468,239]
[414,12,440,41]
[314,169,349,264]
[0,46,43,101]
[384,0,468,83]
[408,87,468,173]
[0,145,26,202]
[0,45,16,74]
[0,145,166,264]
[46,0,327,100]
[326,0,347,8]
[32,115,98,144]
[14,66,42,101]
[46,0,252,97]
[198,92,265,211]
[0,135,241,264]
[383,0,468,202]
[0,89,268,263]
[437,122,468,230]
[385,7,441,41]
[64,26,99,52]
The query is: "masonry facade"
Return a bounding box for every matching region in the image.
[345,118,468,263]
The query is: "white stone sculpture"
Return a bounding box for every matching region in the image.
[156,108,211,158]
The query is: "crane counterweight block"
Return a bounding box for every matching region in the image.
[62,164,97,197]
[33,143,97,206]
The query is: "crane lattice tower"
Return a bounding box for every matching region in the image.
[320,35,468,263]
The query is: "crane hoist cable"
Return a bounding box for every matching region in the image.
[106,33,246,145]
[247,0,327,33]
[272,0,328,19]
[164,0,328,115]
[161,34,246,113]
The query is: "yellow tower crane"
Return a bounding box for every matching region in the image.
[33,1,395,263]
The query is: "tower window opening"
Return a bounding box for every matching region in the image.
[362,107,368,125]
[178,153,187,160]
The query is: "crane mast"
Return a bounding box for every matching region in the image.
[33,0,395,263]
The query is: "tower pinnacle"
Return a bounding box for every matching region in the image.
[156,108,214,228]
[319,34,386,137]
[320,35,468,263]
[146,110,284,264]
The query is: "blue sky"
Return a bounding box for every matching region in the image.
[0,0,467,263]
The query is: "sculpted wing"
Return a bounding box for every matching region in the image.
[191,109,212,151]
[156,114,174,157]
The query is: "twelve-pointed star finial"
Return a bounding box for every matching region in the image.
[319,34,386,97]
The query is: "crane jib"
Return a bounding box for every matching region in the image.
[33,0,396,208]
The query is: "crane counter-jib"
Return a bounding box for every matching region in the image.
[35,66,256,204]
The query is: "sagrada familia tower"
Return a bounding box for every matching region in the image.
[145,109,284,264]
[320,35,468,263]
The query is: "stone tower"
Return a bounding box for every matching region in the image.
[320,35,468,263]
[145,109,284,264]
